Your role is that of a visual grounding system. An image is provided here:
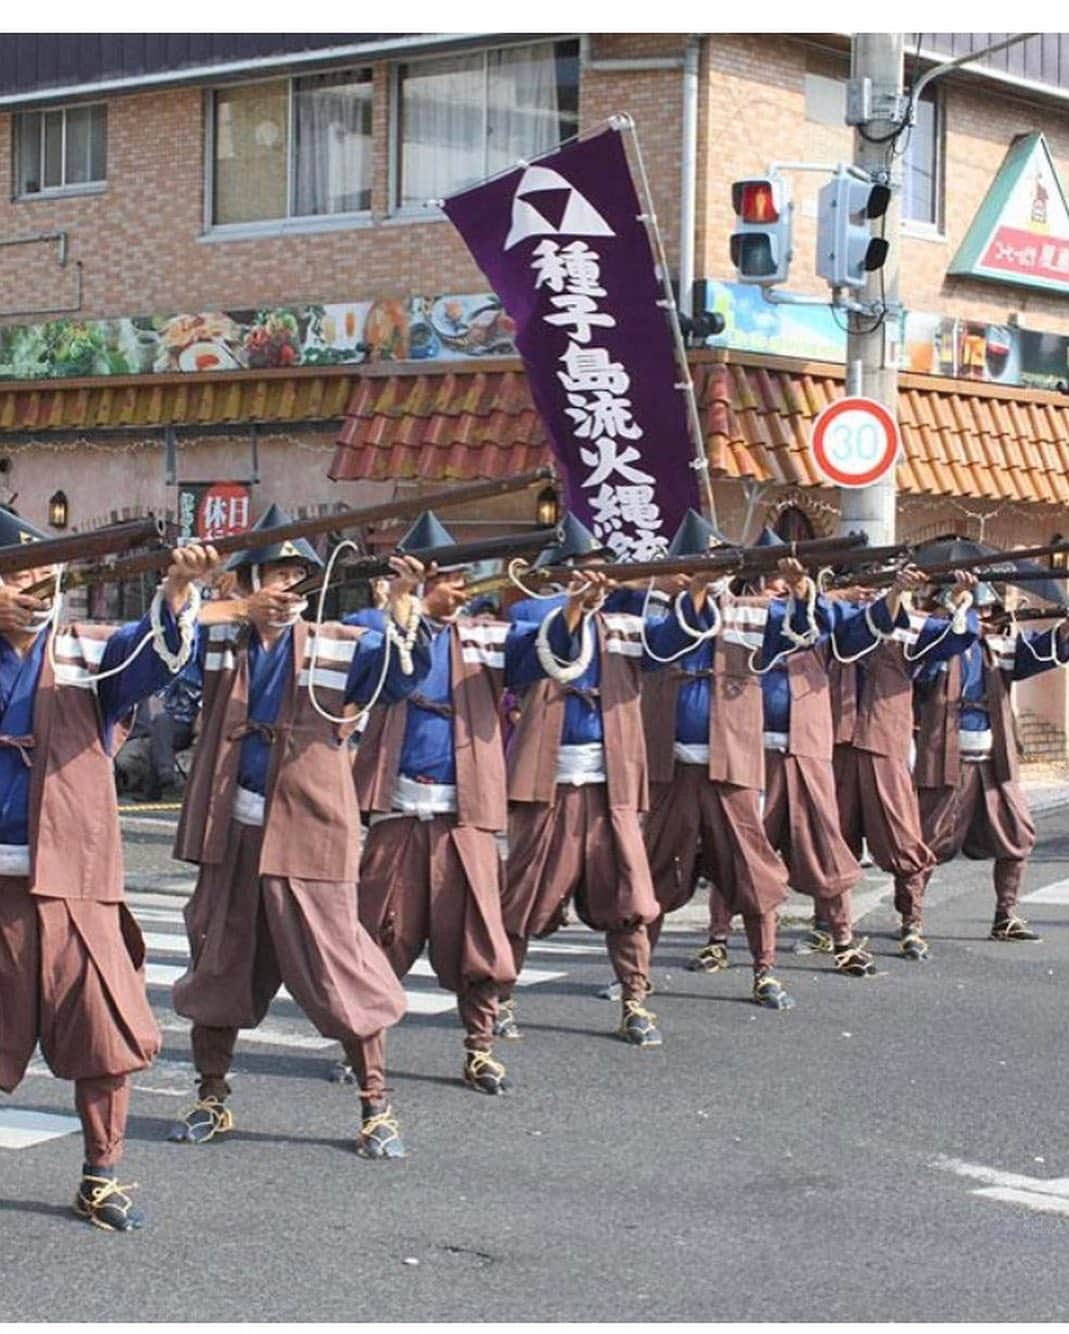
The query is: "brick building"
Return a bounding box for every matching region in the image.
[2,32,1069,751]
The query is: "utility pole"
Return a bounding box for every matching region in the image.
[839,33,904,546]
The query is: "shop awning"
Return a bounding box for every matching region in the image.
[0,368,354,434]
[329,350,1069,506]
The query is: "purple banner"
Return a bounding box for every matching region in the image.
[443,127,699,561]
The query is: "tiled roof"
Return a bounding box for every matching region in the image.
[0,369,353,434]
[329,351,1069,507]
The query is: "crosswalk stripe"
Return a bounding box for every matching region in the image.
[0,1108,81,1150]
[1021,877,1069,904]
[155,1018,337,1051]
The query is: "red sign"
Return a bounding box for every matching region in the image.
[177,481,252,541]
[979,226,1069,284]
[810,398,898,489]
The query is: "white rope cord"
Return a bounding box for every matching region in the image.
[748,583,822,677]
[305,538,397,727]
[535,605,596,684]
[639,581,721,665]
[45,565,199,684]
[828,593,893,666]
[1016,616,1069,666]
[903,591,974,663]
[507,557,564,602]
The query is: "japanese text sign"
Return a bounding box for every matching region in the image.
[443,127,699,561]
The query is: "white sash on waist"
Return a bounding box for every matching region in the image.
[959,728,993,762]
[555,743,606,786]
[0,843,30,877]
[762,731,789,753]
[674,741,710,766]
[232,785,266,827]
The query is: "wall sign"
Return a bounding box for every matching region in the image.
[949,132,1069,295]
[177,481,252,541]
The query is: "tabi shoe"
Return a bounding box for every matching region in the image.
[355,1103,406,1160]
[990,914,1041,942]
[833,938,877,977]
[492,998,523,1040]
[74,1168,146,1232]
[898,927,930,961]
[685,941,729,973]
[795,926,835,955]
[618,999,663,1047]
[166,1096,234,1145]
[463,1049,511,1095]
[752,971,796,1010]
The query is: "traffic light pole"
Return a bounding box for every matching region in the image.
[838,33,904,547]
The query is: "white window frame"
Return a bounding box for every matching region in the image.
[13,101,107,200]
[203,66,375,240]
[388,37,580,220]
[901,88,945,238]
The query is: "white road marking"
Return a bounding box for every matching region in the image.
[0,1108,81,1149]
[934,1155,1069,1216]
[1021,878,1069,905]
[155,1018,337,1052]
[142,931,188,955]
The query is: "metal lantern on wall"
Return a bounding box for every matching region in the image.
[48,490,69,530]
[536,485,561,527]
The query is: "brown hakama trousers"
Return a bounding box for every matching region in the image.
[762,750,862,939]
[504,784,657,1001]
[917,760,1037,918]
[358,815,516,1052]
[833,744,935,927]
[0,877,159,1165]
[173,821,405,1099]
[645,769,788,968]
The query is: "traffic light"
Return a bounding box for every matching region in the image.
[729,176,792,286]
[815,171,891,290]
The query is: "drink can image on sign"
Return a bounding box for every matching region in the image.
[810,397,899,488]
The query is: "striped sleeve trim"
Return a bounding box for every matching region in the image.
[298,665,349,693]
[459,622,508,669]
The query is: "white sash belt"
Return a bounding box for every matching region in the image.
[674,742,710,766]
[232,785,266,827]
[556,743,606,786]
[0,843,30,877]
[959,729,993,762]
[390,773,458,819]
[763,731,789,753]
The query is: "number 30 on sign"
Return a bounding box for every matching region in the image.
[810,397,899,489]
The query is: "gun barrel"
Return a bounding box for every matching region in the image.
[0,516,166,578]
[41,469,556,594]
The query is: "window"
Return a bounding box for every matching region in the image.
[15,103,106,195]
[902,90,941,229]
[395,40,580,211]
[211,69,373,226]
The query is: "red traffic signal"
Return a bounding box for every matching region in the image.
[732,180,780,224]
[729,174,792,287]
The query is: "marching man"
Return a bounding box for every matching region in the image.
[913,582,1069,947]
[168,506,431,1160]
[500,512,712,1048]
[0,509,213,1231]
[355,511,591,1095]
[830,572,978,960]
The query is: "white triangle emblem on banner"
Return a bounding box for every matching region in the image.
[504,165,615,251]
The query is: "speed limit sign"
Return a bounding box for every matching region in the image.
[810,397,899,489]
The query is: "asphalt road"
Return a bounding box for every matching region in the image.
[3,809,1069,1321]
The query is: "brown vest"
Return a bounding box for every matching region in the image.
[642,596,765,791]
[174,619,367,880]
[508,612,648,811]
[913,636,1018,788]
[24,623,128,902]
[355,620,509,832]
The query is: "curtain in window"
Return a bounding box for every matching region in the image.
[486,43,560,175]
[214,80,288,225]
[294,72,372,216]
[400,53,485,206]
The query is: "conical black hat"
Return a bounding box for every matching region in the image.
[225,503,322,571]
[0,507,49,549]
[667,508,727,558]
